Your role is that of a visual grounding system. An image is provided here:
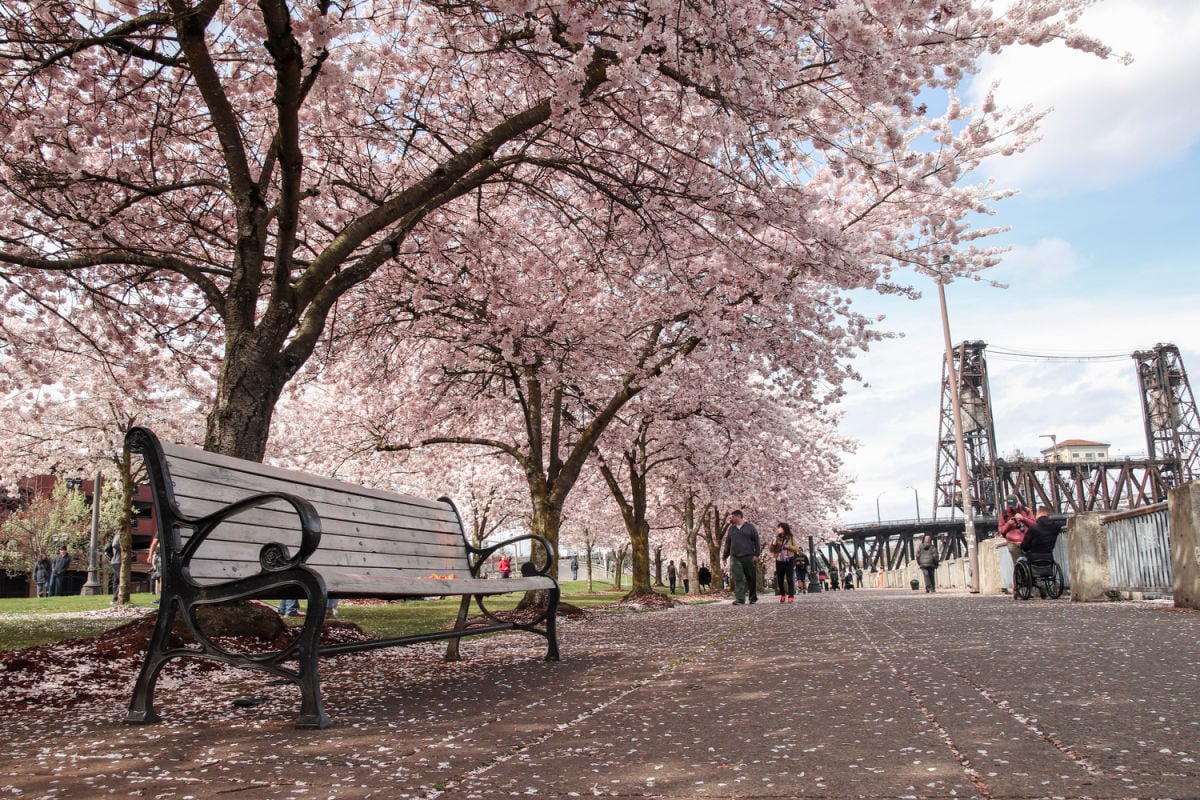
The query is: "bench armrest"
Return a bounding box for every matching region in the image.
[182,492,322,572]
[471,533,557,579]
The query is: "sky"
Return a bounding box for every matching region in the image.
[836,0,1200,525]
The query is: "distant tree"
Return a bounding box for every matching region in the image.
[0,481,90,585]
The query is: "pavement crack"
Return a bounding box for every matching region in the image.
[839,597,995,799]
[417,617,759,800]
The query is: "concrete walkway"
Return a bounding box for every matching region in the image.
[3,589,1199,799]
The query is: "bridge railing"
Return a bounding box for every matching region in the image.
[1104,504,1172,595]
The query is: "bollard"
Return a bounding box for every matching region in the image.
[910,578,920,591]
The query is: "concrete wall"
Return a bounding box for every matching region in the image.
[1065,512,1114,602]
[1170,482,1200,611]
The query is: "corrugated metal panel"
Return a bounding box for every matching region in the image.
[1105,508,1172,593]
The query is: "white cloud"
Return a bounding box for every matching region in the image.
[996,237,1083,284]
[970,0,1200,194]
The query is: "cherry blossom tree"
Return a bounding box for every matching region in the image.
[0,0,1115,464]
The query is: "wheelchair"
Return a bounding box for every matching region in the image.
[1012,551,1064,601]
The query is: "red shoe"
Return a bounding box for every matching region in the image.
[779,596,786,603]
[788,596,795,603]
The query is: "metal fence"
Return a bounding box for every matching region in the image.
[1104,504,1172,594]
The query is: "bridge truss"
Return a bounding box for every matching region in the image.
[834,342,1198,571]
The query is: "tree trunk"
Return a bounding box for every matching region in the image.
[205,334,296,460]
[626,519,653,596]
[515,493,562,610]
[116,456,135,605]
[703,505,726,591]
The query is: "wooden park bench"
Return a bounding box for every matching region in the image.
[122,427,560,729]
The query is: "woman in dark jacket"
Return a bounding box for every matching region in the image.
[917,535,940,593]
[33,555,52,598]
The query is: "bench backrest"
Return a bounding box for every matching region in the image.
[130,428,471,587]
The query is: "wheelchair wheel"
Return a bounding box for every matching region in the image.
[1013,560,1033,601]
[1046,562,1065,599]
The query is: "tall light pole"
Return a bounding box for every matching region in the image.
[1040,433,1058,462]
[80,472,104,596]
[875,491,885,524]
[936,257,979,592]
[905,486,921,521]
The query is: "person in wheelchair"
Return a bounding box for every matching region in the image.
[1017,506,1065,599]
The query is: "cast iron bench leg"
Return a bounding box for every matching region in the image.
[124,595,179,724]
[444,595,472,662]
[293,601,331,728]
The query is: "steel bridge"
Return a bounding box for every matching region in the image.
[824,342,1198,572]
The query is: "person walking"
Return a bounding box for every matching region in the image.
[721,510,761,605]
[667,560,678,593]
[795,550,810,594]
[917,534,940,592]
[498,552,512,579]
[679,560,690,594]
[769,522,799,602]
[50,547,71,596]
[570,555,579,581]
[33,554,52,598]
[855,566,864,588]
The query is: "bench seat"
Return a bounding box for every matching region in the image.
[122,427,560,729]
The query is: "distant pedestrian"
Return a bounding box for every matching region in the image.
[769,522,799,602]
[829,569,839,590]
[667,560,677,593]
[795,551,810,594]
[722,510,761,605]
[679,560,690,594]
[33,555,52,598]
[570,555,579,581]
[50,547,71,597]
[855,566,863,588]
[498,552,512,579]
[697,564,712,592]
[917,534,940,592]
[843,566,855,590]
[148,535,162,595]
[106,531,121,603]
[818,568,827,591]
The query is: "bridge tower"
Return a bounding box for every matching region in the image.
[933,340,999,517]
[1133,343,1200,486]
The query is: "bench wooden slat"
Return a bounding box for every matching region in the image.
[123,426,561,730]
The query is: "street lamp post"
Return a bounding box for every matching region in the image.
[905,486,921,521]
[1040,434,1058,462]
[1039,433,1062,512]
[80,472,104,596]
[936,257,979,592]
[875,491,885,524]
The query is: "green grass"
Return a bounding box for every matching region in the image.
[0,579,641,653]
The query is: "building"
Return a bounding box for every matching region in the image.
[1040,439,1111,463]
[0,474,157,598]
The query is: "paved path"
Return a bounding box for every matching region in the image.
[3,589,1199,799]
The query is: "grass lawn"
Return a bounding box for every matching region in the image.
[0,579,654,653]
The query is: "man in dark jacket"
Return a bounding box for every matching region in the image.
[721,510,761,605]
[917,535,939,593]
[1021,507,1065,555]
[50,547,71,596]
